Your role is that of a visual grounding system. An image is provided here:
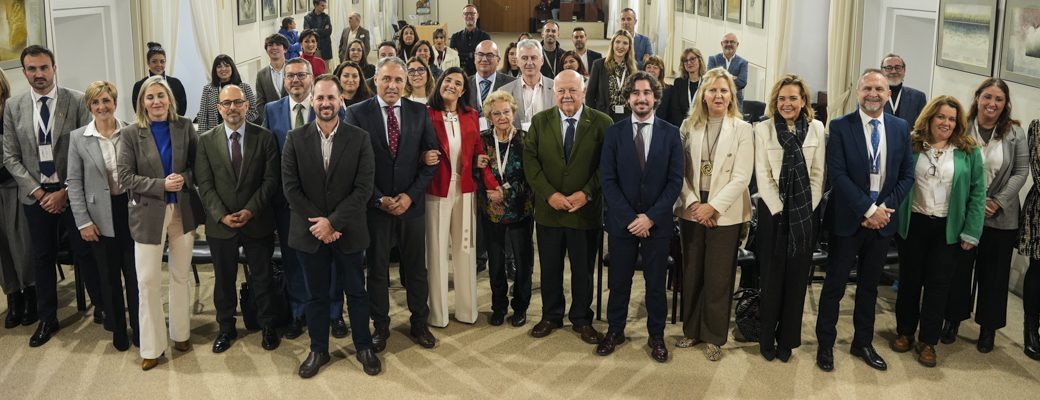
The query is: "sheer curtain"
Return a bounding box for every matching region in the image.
[189,0,226,70]
[767,1,794,85]
[826,0,864,122]
[139,0,180,75]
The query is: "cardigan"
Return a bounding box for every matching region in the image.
[898,147,986,245]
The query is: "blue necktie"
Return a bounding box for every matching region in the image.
[564,118,576,162]
[869,119,880,201]
[479,80,491,109]
[38,96,54,178]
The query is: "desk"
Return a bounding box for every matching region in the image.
[415,23,448,43]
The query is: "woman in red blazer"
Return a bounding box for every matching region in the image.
[424,67,500,328]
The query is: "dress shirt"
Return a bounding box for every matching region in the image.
[632,115,654,161]
[288,95,312,128]
[911,147,954,217]
[859,108,888,218]
[270,63,285,97]
[477,73,497,104]
[318,123,338,170]
[224,123,246,160]
[971,124,1005,186]
[376,96,402,146]
[31,86,58,184]
[82,120,125,196]
[558,105,585,142]
[577,51,589,73]
[521,77,545,123]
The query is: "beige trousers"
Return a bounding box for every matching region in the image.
[135,204,194,359]
[425,179,478,327]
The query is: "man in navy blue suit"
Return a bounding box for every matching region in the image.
[596,71,683,363]
[881,54,928,127]
[815,69,915,373]
[707,33,748,112]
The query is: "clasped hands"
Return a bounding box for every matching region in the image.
[684,202,719,228]
[861,207,895,230]
[221,209,254,229]
[548,191,588,213]
[308,216,341,244]
[378,193,413,216]
[628,214,655,238]
[33,187,67,214]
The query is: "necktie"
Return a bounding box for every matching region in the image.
[564,118,576,162]
[38,96,54,178]
[479,80,491,106]
[293,104,305,130]
[386,105,400,158]
[635,122,648,171]
[230,131,242,178]
[869,119,881,201]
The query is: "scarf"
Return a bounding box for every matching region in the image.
[774,113,813,256]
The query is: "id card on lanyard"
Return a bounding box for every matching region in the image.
[613,69,628,114]
[868,139,881,193]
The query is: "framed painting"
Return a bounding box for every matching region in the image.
[746,0,764,28]
[676,0,683,13]
[296,0,310,13]
[999,0,1040,87]
[262,0,277,21]
[710,0,723,20]
[280,0,294,16]
[935,0,998,76]
[697,0,709,17]
[238,0,257,25]
[726,0,741,23]
[0,0,48,69]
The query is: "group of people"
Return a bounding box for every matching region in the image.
[0,1,1039,382]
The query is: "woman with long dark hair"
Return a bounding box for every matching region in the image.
[397,25,419,60]
[333,60,373,108]
[345,39,375,78]
[131,42,187,116]
[560,50,588,78]
[196,54,259,133]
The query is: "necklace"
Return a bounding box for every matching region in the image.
[701,123,722,176]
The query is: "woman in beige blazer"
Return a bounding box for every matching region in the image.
[752,75,825,362]
[116,76,199,371]
[674,67,754,361]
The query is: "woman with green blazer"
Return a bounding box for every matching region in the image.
[892,96,986,368]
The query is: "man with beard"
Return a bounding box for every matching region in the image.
[282,74,380,378]
[707,33,748,112]
[540,20,565,79]
[596,71,683,363]
[815,69,914,373]
[450,4,491,76]
[880,54,927,127]
[571,27,602,75]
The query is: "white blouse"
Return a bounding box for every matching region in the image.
[911,147,955,217]
[444,112,462,182]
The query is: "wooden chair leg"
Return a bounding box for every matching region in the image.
[192,264,200,287]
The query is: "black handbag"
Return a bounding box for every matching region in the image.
[240,280,260,330]
[733,288,761,342]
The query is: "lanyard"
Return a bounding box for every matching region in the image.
[687,79,696,107]
[33,96,53,143]
[867,124,881,174]
[523,84,539,121]
[494,128,514,180]
[888,88,903,113]
[614,68,628,91]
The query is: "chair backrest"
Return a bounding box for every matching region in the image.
[743,100,766,123]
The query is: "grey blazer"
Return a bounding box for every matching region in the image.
[466,72,515,112]
[2,87,90,204]
[500,75,555,130]
[972,120,1028,230]
[254,64,286,112]
[67,120,128,238]
[116,116,200,244]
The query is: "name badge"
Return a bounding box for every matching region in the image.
[38,144,53,161]
[869,173,881,193]
[613,105,625,114]
[479,118,490,132]
[501,182,512,190]
[521,122,531,131]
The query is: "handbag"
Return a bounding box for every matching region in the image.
[733,288,761,342]
[240,280,260,330]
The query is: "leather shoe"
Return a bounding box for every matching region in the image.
[476,259,487,273]
[776,346,792,363]
[284,317,305,339]
[816,347,834,372]
[648,336,668,363]
[595,331,625,356]
[28,320,60,347]
[509,312,527,327]
[573,324,604,345]
[760,345,776,361]
[93,310,106,325]
[530,320,562,338]
[298,351,331,379]
[409,325,436,348]
[261,327,280,351]
[850,345,888,371]
[915,342,937,367]
[1024,329,1040,361]
[890,334,913,353]
[212,331,236,353]
[5,293,24,329]
[489,311,506,326]
[371,324,390,353]
[977,328,996,353]
[331,317,349,339]
[20,287,37,326]
[141,357,160,371]
[940,320,959,344]
[356,349,382,376]
[173,340,192,352]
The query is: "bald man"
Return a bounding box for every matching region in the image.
[707,33,748,112]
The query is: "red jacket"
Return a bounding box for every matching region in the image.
[426,106,500,197]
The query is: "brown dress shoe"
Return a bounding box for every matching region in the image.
[530,320,563,338]
[595,332,625,356]
[173,340,192,352]
[141,358,160,371]
[648,336,668,363]
[915,342,937,367]
[573,324,604,345]
[890,335,913,353]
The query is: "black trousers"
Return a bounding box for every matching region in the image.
[482,216,533,314]
[1025,259,1040,329]
[756,204,812,349]
[208,233,277,331]
[297,246,372,353]
[90,193,139,348]
[276,200,343,320]
[606,233,670,337]
[946,226,1015,330]
[536,224,598,326]
[815,227,890,349]
[366,212,430,327]
[895,213,960,345]
[23,200,102,323]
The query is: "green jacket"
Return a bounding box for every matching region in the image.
[898,147,986,245]
[523,106,612,229]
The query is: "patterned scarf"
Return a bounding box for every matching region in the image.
[774,113,813,256]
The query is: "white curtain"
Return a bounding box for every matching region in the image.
[189,0,226,71]
[139,0,180,75]
[826,0,864,122]
[768,0,794,85]
[607,0,619,35]
[654,0,669,57]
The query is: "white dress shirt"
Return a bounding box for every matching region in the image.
[521,77,546,124]
[288,95,312,129]
[558,106,584,142]
[971,124,1004,186]
[82,119,126,196]
[30,86,58,184]
[318,123,338,170]
[270,63,285,97]
[632,115,654,161]
[860,109,887,217]
[911,147,954,217]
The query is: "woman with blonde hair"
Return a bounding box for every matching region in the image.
[586,30,637,122]
[0,69,35,329]
[674,67,754,361]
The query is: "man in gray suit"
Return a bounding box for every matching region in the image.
[2,45,101,347]
[500,39,555,131]
[467,40,515,123]
[196,85,282,354]
[338,11,371,63]
[255,34,290,115]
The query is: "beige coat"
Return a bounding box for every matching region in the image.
[753,118,827,214]
[674,116,754,227]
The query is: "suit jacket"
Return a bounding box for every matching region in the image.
[254,64,287,115]
[116,117,200,244]
[466,72,516,112]
[970,120,1028,229]
[657,76,698,127]
[753,118,827,214]
[426,107,499,197]
[303,11,333,60]
[884,85,927,128]
[601,117,684,239]
[522,105,612,229]
[707,53,748,109]
[67,120,129,238]
[281,121,374,254]
[633,33,653,69]
[344,97,438,220]
[540,43,566,79]
[898,147,986,245]
[3,87,91,204]
[262,96,346,151]
[195,122,280,240]
[825,111,914,238]
[674,116,754,227]
[583,49,603,70]
[500,76,555,130]
[586,58,633,121]
[433,47,461,71]
[338,26,371,62]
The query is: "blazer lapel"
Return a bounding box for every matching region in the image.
[325,123,348,184]
[644,119,668,178]
[884,114,902,185]
[212,124,237,182]
[370,99,391,155]
[848,112,869,179]
[51,90,70,139]
[303,125,327,182]
[709,118,737,191]
[171,119,187,173]
[84,134,108,177]
[239,125,260,186]
[137,127,165,178]
[571,108,596,164]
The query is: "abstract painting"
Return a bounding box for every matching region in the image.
[0,0,46,68]
[1000,0,1040,87]
[935,0,997,76]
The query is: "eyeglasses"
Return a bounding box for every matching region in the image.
[218,99,247,108]
[463,12,477,16]
[475,52,499,60]
[722,40,738,45]
[881,65,905,72]
[286,72,311,81]
[407,68,427,76]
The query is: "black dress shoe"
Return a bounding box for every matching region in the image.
[1024,329,1040,361]
[410,325,436,349]
[212,331,236,353]
[489,312,506,326]
[648,336,668,363]
[940,320,959,344]
[331,317,349,339]
[760,345,776,361]
[509,312,527,327]
[284,317,305,339]
[850,345,888,371]
[29,321,60,347]
[298,351,331,379]
[777,347,792,363]
[356,349,382,376]
[816,347,834,372]
[977,328,996,353]
[372,324,390,353]
[595,331,625,356]
[261,327,281,351]
[5,293,24,329]
[93,310,106,325]
[20,288,38,327]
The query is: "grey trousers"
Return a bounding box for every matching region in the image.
[0,184,33,294]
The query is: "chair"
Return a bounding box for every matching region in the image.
[594,233,680,322]
[162,239,211,314]
[743,100,767,123]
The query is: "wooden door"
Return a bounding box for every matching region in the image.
[475,0,536,33]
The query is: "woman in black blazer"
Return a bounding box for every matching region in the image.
[131,42,187,117]
[658,47,706,127]
[346,39,375,78]
[586,30,637,122]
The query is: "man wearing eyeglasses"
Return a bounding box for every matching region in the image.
[450,4,491,76]
[196,84,282,354]
[467,40,515,120]
[707,33,748,112]
[881,54,927,128]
